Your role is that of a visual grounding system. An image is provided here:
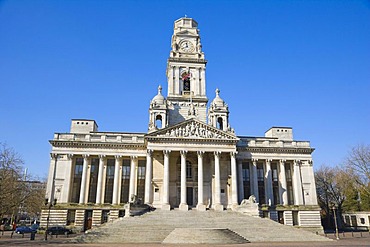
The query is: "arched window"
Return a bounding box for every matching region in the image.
[155,115,162,128]
[217,117,223,130]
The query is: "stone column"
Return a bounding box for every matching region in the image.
[162,150,171,210]
[214,151,223,211]
[293,160,303,205]
[129,156,138,202]
[237,161,244,203]
[79,154,90,204]
[196,151,206,211]
[144,149,153,204]
[265,159,274,205]
[230,152,238,207]
[96,155,106,204]
[179,150,188,210]
[279,159,288,205]
[112,155,122,205]
[252,159,259,202]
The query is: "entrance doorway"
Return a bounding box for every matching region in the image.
[84,210,93,231]
[187,187,193,206]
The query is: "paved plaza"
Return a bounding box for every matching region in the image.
[1,231,369,247]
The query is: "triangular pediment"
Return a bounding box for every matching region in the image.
[146,118,238,141]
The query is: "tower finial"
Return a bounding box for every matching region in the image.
[215,88,220,96]
[158,85,162,94]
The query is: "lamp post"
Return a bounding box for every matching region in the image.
[44,198,56,240]
[332,205,339,240]
[44,153,58,241]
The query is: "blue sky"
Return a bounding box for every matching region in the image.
[0,0,369,178]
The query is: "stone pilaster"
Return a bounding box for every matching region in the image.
[112,155,122,205]
[162,150,171,210]
[213,151,223,211]
[252,159,259,202]
[196,151,206,211]
[144,149,153,204]
[230,152,238,207]
[79,154,90,204]
[96,155,106,204]
[179,150,188,211]
[129,156,138,201]
[279,159,288,205]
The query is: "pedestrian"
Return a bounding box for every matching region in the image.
[10,221,16,238]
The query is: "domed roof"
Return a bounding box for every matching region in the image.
[151,85,166,105]
[211,88,225,107]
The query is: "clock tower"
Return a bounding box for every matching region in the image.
[166,17,208,126]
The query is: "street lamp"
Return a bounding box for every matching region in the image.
[44,198,57,240]
[332,205,339,240]
[44,153,58,241]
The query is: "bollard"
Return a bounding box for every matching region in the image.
[342,231,345,237]
[360,232,363,237]
[352,231,354,237]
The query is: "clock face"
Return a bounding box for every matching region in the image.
[179,40,194,53]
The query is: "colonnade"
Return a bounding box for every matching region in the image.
[53,152,305,209]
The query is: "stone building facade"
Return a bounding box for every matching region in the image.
[41,17,322,231]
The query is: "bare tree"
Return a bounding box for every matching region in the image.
[346,144,370,197]
[0,143,45,222]
[315,165,350,228]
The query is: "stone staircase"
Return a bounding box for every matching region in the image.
[74,209,331,244]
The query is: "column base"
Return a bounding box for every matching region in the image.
[179,203,188,211]
[214,204,224,211]
[162,204,171,211]
[196,204,206,211]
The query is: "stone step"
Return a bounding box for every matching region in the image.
[74,209,331,243]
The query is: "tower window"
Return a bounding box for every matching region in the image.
[217,117,223,130]
[182,71,191,92]
[155,115,162,128]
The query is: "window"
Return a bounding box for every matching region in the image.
[104,159,115,203]
[71,158,83,203]
[155,115,162,129]
[285,163,294,204]
[182,71,191,92]
[137,160,146,200]
[257,163,265,204]
[186,161,192,179]
[217,117,223,130]
[88,158,99,203]
[242,162,251,199]
[120,159,130,203]
[67,210,76,225]
[271,163,279,205]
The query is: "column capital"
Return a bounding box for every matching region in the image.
[147,149,153,156]
[50,153,59,159]
[230,151,237,158]
[115,155,122,161]
[279,159,286,164]
[294,160,301,166]
[265,159,272,164]
[308,160,313,166]
[67,154,73,160]
[197,150,205,158]
[180,150,188,157]
[83,154,90,159]
[252,158,258,164]
[214,151,221,157]
[131,155,138,161]
[163,150,171,156]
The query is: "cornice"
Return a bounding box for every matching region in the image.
[50,140,146,150]
[238,146,315,154]
[168,57,207,64]
[146,136,238,145]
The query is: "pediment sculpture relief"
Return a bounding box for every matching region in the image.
[158,121,231,139]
